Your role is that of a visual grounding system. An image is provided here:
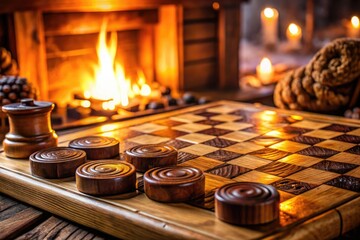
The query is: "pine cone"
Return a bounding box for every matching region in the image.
[0,76,37,105]
[274,38,360,113]
[0,48,19,76]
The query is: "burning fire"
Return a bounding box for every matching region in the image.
[85,21,151,110]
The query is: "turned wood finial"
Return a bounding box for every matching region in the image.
[2,99,58,158]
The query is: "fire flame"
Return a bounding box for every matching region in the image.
[86,20,151,110]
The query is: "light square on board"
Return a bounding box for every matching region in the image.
[129,123,167,133]
[170,114,206,123]
[315,140,356,152]
[287,168,340,185]
[127,134,169,144]
[221,131,259,142]
[278,154,323,167]
[216,122,253,131]
[179,156,223,171]
[347,128,360,136]
[172,123,211,133]
[180,144,218,155]
[327,152,360,165]
[176,133,216,144]
[264,130,299,140]
[346,166,360,178]
[224,141,265,154]
[290,120,330,129]
[206,105,239,114]
[303,130,343,139]
[269,140,309,153]
[204,173,236,192]
[228,155,272,169]
[233,170,282,184]
[210,114,242,122]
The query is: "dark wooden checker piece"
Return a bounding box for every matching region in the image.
[29,147,86,179]
[76,160,136,195]
[144,166,205,202]
[215,182,280,225]
[124,144,177,172]
[69,136,119,160]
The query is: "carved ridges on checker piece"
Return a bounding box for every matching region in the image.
[69,136,119,160]
[76,160,136,195]
[29,147,86,179]
[144,166,205,202]
[215,182,280,225]
[125,144,177,172]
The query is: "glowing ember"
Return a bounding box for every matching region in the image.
[85,20,152,109]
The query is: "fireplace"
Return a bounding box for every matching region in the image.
[0,0,244,110]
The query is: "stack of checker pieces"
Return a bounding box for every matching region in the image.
[117,104,360,225]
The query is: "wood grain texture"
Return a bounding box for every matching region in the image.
[0,206,45,239]
[215,182,280,225]
[144,166,205,202]
[0,0,245,13]
[218,3,240,89]
[14,11,48,100]
[2,99,58,158]
[30,147,86,179]
[125,144,177,172]
[0,101,360,239]
[43,10,158,36]
[69,136,119,160]
[76,160,136,195]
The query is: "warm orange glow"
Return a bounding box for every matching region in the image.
[260,58,273,73]
[351,16,360,28]
[80,100,91,108]
[288,23,301,36]
[290,115,304,121]
[260,110,277,122]
[263,8,276,19]
[212,2,220,10]
[85,20,152,109]
[256,57,274,84]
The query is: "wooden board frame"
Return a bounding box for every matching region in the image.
[1,101,360,239]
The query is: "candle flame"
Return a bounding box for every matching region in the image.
[351,16,360,28]
[288,23,301,36]
[259,57,273,73]
[263,8,275,18]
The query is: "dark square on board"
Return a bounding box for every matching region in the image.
[204,150,242,162]
[206,164,251,179]
[311,160,358,174]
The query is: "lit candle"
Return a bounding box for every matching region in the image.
[256,57,274,85]
[286,23,302,50]
[261,8,279,49]
[347,16,360,38]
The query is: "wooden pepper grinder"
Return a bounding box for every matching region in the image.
[2,98,58,158]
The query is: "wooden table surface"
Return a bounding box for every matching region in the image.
[1,101,360,239]
[0,193,113,240]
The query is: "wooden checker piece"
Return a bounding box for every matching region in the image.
[124,144,177,172]
[69,136,119,160]
[215,182,280,225]
[144,166,205,202]
[76,160,136,195]
[29,147,86,179]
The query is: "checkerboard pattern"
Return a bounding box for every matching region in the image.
[109,104,360,215]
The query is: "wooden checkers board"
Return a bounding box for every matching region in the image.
[1,101,360,239]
